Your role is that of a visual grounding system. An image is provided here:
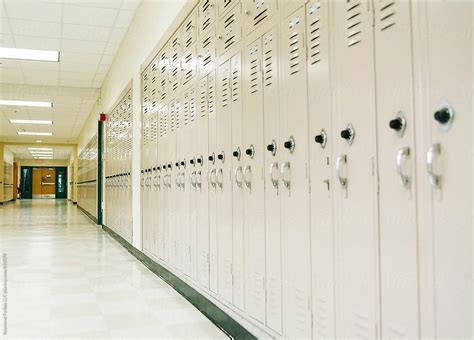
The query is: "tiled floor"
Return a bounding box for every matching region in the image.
[0,199,228,338]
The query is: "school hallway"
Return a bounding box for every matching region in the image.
[0,199,227,338]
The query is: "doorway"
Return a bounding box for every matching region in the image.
[20,166,68,199]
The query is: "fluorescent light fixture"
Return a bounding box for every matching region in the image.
[36,157,53,160]
[36,140,43,143]
[28,147,52,151]
[0,100,53,108]
[17,131,53,136]
[0,47,59,62]
[31,152,53,155]
[10,119,53,125]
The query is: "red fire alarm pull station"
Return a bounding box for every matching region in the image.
[99,112,107,121]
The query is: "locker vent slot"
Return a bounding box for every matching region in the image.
[171,65,179,91]
[170,101,176,132]
[151,88,156,97]
[249,47,260,94]
[222,0,233,11]
[263,35,275,87]
[189,90,196,122]
[208,74,215,115]
[184,17,195,49]
[183,95,189,126]
[379,1,396,31]
[231,62,240,102]
[288,16,301,75]
[308,2,321,65]
[346,0,362,47]
[201,36,213,68]
[253,8,268,27]
[223,13,237,51]
[221,75,229,107]
[199,79,207,117]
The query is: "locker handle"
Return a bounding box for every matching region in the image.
[140,177,144,188]
[243,166,252,189]
[191,171,197,188]
[216,168,224,188]
[427,143,441,188]
[234,166,243,188]
[209,169,217,188]
[336,155,347,188]
[269,162,279,189]
[280,162,290,189]
[396,147,411,188]
[196,170,202,188]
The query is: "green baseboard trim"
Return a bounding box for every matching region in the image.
[77,204,98,224]
[102,224,257,340]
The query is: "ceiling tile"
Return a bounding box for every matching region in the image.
[60,70,96,81]
[0,33,15,47]
[59,78,93,88]
[96,64,109,73]
[99,54,114,65]
[0,17,11,34]
[14,35,61,50]
[63,0,123,9]
[60,52,102,65]
[63,5,118,26]
[61,39,106,54]
[108,27,127,43]
[20,60,60,71]
[121,0,140,11]
[103,41,120,55]
[115,9,135,28]
[4,1,62,23]
[62,23,112,42]
[9,19,61,38]
[60,62,98,73]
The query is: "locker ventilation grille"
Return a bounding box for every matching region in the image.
[308,2,321,65]
[170,100,176,132]
[263,34,275,87]
[253,8,268,27]
[346,0,362,47]
[183,51,195,84]
[171,65,179,91]
[183,95,189,126]
[221,74,229,107]
[200,79,207,117]
[208,74,215,115]
[189,89,196,122]
[184,17,195,49]
[171,36,180,65]
[249,46,260,94]
[379,1,396,31]
[222,0,233,12]
[202,36,212,68]
[288,16,301,75]
[231,60,240,102]
[223,13,237,51]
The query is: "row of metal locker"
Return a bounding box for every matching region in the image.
[105,89,133,243]
[77,134,99,218]
[135,0,471,338]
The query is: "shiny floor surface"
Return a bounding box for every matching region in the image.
[0,199,228,338]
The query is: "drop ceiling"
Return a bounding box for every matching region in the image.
[0,0,140,146]
[6,145,73,160]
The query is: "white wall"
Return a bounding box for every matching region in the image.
[4,147,14,164]
[77,0,189,249]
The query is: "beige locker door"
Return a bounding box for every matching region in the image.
[262,26,282,334]
[216,59,234,304]
[168,97,179,269]
[182,46,197,86]
[160,100,170,262]
[217,2,242,56]
[169,30,182,67]
[279,7,311,337]
[217,0,239,18]
[208,69,219,294]
[242,0,277,36]
[413,1,472,336]
[243,36,266,324]
[374,0,419,337]
[183,10,198,51]
[198,29,217,76]
[306,0,336,337]
[189,86,199,281]
[198,0,217,35]
[197,74,212,288]
[280,0,306,17]
[230,52,245,310]
[332,0,378,337]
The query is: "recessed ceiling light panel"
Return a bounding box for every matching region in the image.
[28,147,53,151]
[10,119,53,125]
[0,100,53,108]
[0,47,59,62]
[17,131,53,136]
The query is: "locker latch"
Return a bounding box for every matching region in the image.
[389,112,406,137]
[340,124,355,146]
[266,140,277,156]
[283,136,295,153]
[314,130,327,148]
[434,102,454,131]
[232,148,241,161]
[245,145,255,158]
